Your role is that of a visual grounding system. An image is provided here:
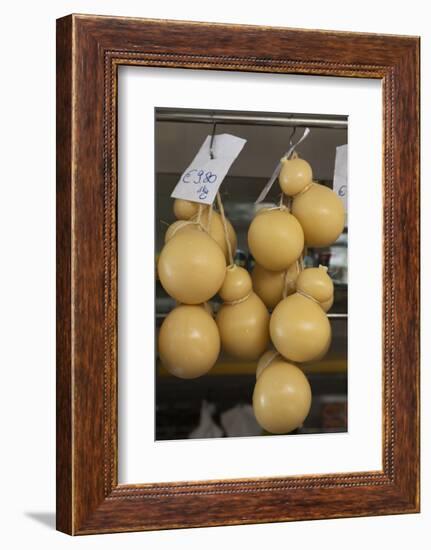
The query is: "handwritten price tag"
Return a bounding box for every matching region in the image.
[171,134,247,205]
[333,144,348,226]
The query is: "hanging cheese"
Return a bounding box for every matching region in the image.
[248,209,304,271]
[253,360,312,434]
[270,293,331,363]
[158,229,226,304]
[279,157,344,247]
[158,305,220,379]
[173,198,199,220]
[296,265,334,303]
[219,265,252,303]
[216,291,270,361]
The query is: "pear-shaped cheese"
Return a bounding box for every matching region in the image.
[296,266,334,303]
[253,361,312,434]
[158,305,220,379]
[219,265,252,303]
[279,157,313,196]
[248,209,304,271]
[158,230,226,304]
[216,292,269,360]
[292,183,345,247]
[270,293,331,362]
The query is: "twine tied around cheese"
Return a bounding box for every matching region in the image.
[223,291,252,306]
[166,219,197,240]
[295,288,321,306]
[259,350,281,374]
[291,181,315,198]
[216,191,234,267]
[167,203,210,240]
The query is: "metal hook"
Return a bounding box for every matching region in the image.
[209,121,217,159]
[286,126,310,159]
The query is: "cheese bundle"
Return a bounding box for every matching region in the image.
[158,199,233,378]
[249,152,344,434]
[157,148,345,436]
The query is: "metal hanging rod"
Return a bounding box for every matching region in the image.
[156,108,348,129]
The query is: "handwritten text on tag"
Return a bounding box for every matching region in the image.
[333,144,348,226]
[171,134,247,205]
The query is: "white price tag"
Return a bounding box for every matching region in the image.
[171,134,247,205]
[333,144,348,225]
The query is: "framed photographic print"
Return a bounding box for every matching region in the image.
[56,14,420,535]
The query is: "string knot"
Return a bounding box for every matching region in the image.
[292,181,314,198]
[296,288,321,305]
[224,291,252,306]
[216,192,234,266]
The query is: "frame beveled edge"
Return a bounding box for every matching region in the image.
[56,14,420,535]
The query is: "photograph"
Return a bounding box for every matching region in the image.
[154,107,348,440]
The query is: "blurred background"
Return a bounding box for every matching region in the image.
[155,107,348,440]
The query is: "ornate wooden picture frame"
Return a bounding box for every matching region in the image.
[56,14,420,535]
